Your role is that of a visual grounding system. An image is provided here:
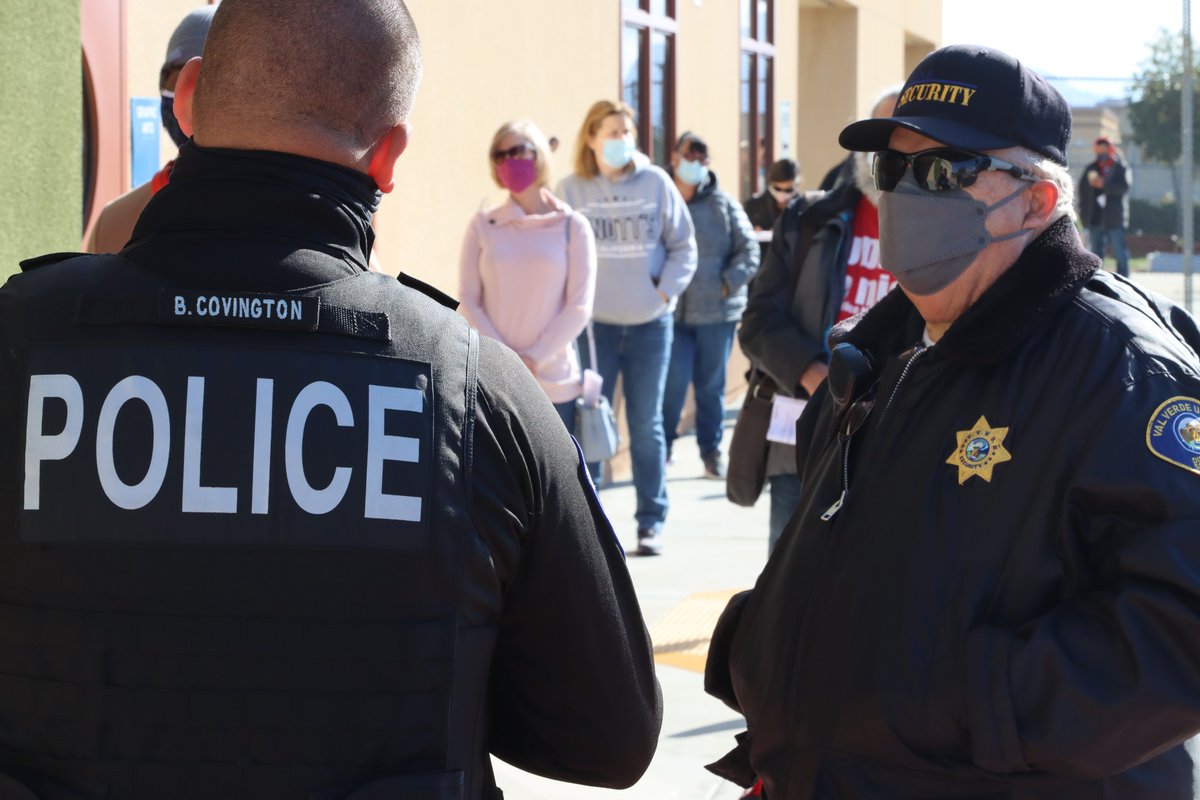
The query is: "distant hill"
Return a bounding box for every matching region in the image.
[1037,66,1131,108]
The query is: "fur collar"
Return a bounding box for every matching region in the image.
[832,216,1099,365]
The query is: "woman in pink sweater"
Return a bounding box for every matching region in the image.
[458,120,597,431]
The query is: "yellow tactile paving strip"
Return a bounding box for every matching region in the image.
[650,589,744,673]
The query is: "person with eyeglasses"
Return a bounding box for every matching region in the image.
[706,46,1200,799]
[661,132,759,480]
[741,158,800,261]
[731,87,898,553]
[557,100,698,557]
[458,120,597,432]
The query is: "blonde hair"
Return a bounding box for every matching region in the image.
[488,120,553,190]
[573,99,636,178]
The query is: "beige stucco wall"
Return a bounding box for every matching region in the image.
[797,0,941,189]
[675,0,740,189]
[99,0,939,289]
[379,1,619,291]
[797,6,858,188]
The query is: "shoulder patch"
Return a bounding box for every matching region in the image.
[19,252,88,272]
[1146,397,1200,475]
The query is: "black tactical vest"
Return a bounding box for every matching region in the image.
[0,253,491,800]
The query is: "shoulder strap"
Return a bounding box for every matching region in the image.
[463,326,479,509]
[398,272,459,310]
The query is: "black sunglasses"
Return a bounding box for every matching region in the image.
[872,148,1038,193]
[491,143,536,163]
[770,184,796,194]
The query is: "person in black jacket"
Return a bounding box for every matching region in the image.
[1078,135,1132,277]
[734,88,898,552]
[742,158,799,262]
[707,45,1200,799]
[0,2,660,799]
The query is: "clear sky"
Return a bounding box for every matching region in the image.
[942,0,1193,104]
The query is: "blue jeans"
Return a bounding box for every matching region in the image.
[1089,225,1129,278]
[553,400,577,434]
[768,473,803,554]
[579,317,672,532]
[662,321,737,458]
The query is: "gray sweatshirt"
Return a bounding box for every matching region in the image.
[558,153,698,326]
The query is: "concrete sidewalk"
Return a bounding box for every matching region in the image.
[492,422,769,798]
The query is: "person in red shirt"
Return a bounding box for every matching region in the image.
[836,147,894,321]
[733,87,899,552]
[85,7,215,254]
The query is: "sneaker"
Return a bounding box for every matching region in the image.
[702,451,726,480]
[635,528,663,556]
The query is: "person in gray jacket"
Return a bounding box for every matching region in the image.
[662,132,759,478]
[558,100,697,556]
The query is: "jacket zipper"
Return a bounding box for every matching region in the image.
[821,344,926,522]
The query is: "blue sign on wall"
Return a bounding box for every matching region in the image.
[130,97,161,187]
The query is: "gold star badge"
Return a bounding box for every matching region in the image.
[946,416,1012,485]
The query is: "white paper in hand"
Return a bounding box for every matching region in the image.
[767,395,808,445]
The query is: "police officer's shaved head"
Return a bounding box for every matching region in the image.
[192,0,421,153]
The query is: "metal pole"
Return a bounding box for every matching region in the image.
[1184,0,1194,312]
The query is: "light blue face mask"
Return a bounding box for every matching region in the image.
[601,138,636,170]
[676,158,709,186]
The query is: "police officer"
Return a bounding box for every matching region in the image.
[707,46,1200,798]
[0,2,660,798]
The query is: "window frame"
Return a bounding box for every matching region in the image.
[740,0,776,199]
[620,0,678,167]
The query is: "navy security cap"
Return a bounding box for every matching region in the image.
[838,45,1071,167]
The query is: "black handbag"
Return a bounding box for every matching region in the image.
[725,369,776,507]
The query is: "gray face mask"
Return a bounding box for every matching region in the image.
[878,171,1034,296]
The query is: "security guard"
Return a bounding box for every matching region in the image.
[0,2,660,799]
[707,46,1200,798]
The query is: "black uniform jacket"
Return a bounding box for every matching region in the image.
[707,217,1200,798]
[0,143,660,800]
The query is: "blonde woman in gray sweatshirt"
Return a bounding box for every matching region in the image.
[558,100,698,557]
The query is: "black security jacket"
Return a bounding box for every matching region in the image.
[708,217,1200,798]
[0,143,660,800]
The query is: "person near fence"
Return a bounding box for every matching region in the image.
[662,131,759,479]
[557,100,698,556]
[458,119,596,431]
[1078,135,1131,277]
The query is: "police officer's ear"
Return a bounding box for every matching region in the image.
[367,124,410,194]
[1020,178,1059,232]
[172,56,202,139]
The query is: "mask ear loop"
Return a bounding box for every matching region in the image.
[985,181,1038,244]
